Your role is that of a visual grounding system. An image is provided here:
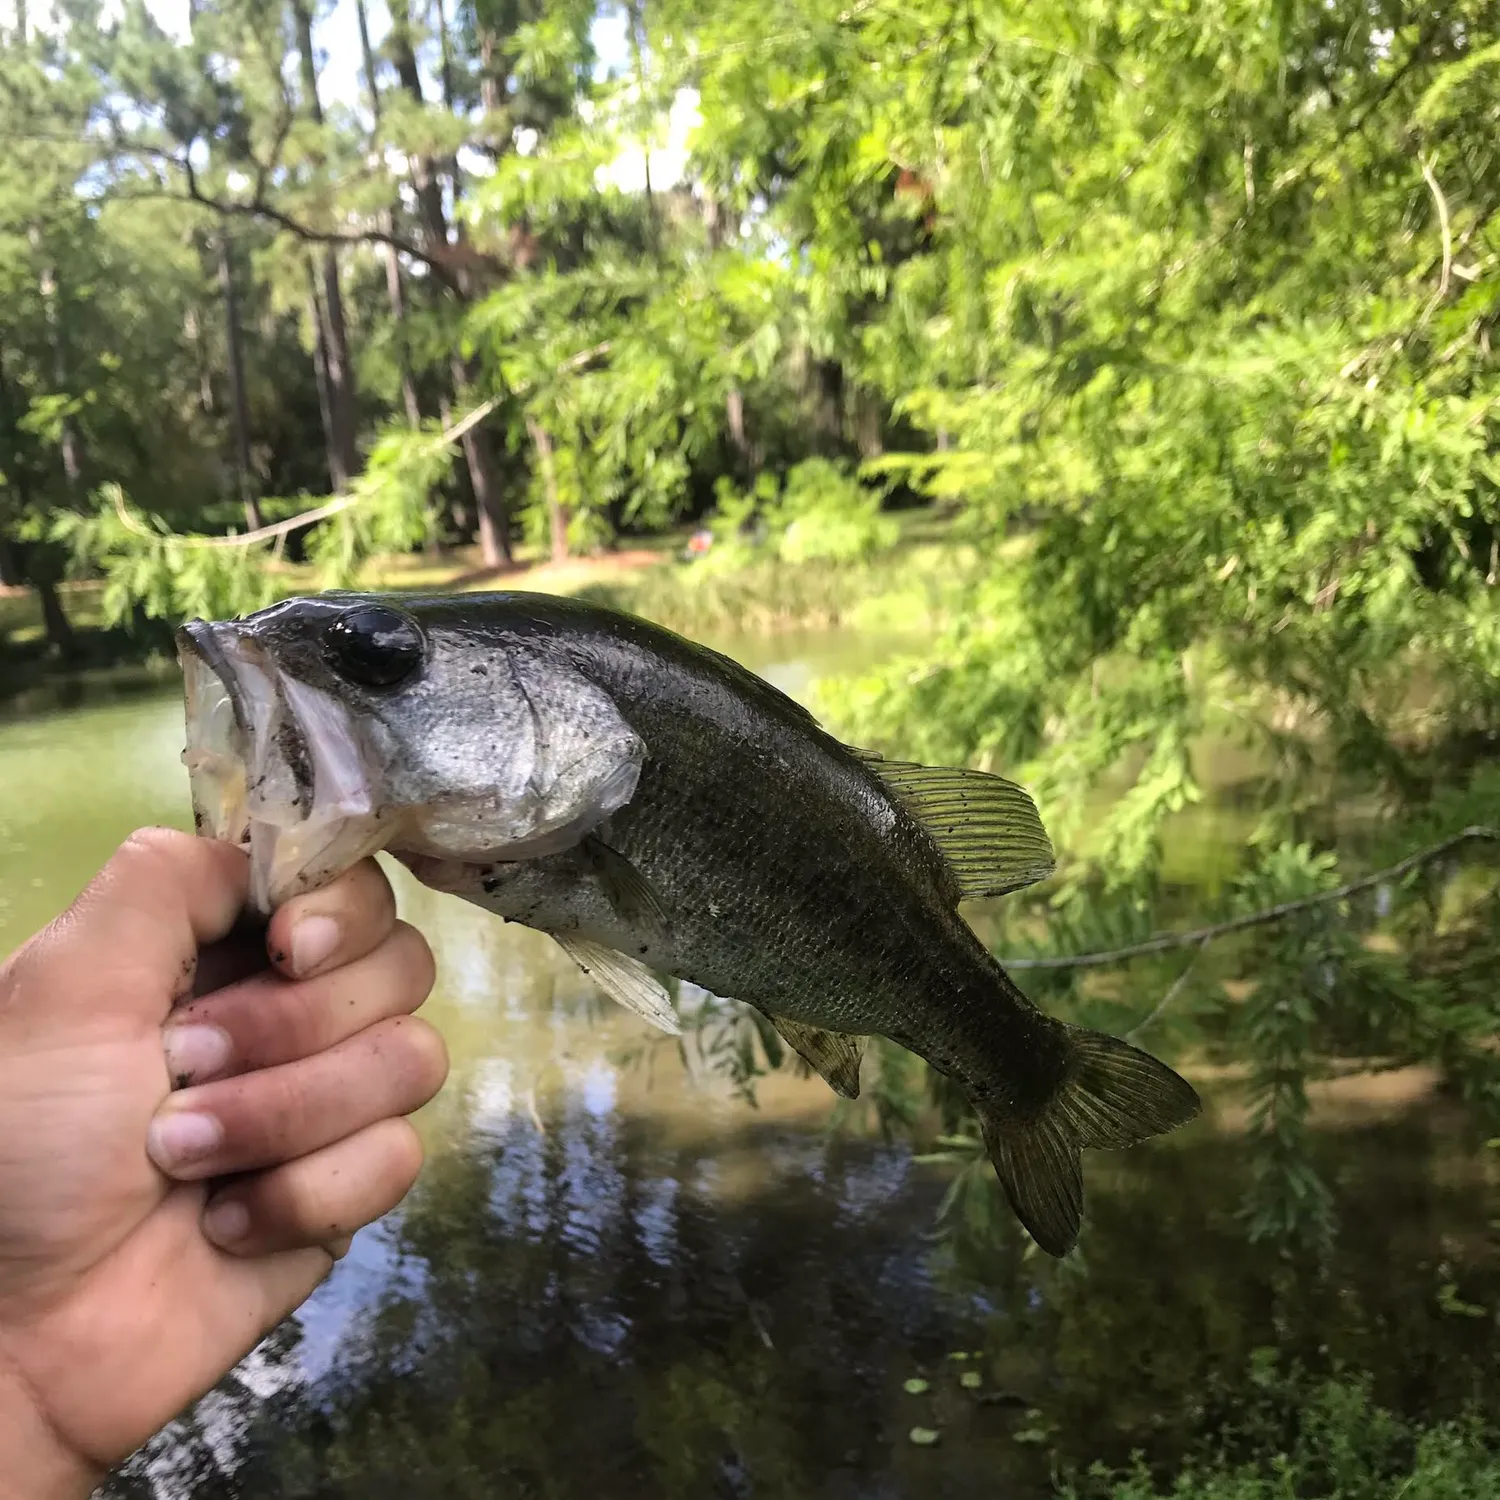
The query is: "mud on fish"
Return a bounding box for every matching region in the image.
[177,592,1200,1256]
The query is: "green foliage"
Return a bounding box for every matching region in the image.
[56,423,454,626]
[1065,1357,1500,1499]
[701,458,899,569]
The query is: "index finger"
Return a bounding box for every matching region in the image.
[33,828,250,1024]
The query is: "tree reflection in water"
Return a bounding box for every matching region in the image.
[104,1079,1500,1500]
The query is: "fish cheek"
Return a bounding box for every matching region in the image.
[375,663,540,855]
[409,652,645,860]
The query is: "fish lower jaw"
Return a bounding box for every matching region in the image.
[245,811,393,913]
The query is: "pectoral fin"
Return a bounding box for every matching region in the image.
[581,835,672,946]
[758,1010,865,1099]
[554,934,680,1035]
[853,750,1055,900]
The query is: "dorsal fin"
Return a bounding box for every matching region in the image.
[757,1011,865,1098]
[853,750,1055,900]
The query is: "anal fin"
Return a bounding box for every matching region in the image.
[554,934,680,1036]
[759,1012,865,1099]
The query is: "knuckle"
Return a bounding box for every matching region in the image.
[122,824,187,858]
[116,826,194,875]
[279,975,338,1056]
[246,1068,313,1159]
[92,828,177,905]
[273,1163,333,1236]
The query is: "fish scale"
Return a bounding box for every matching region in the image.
[605,722,1002,1086]
[176,590,1201,1256]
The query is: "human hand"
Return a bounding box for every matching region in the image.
[0,829,447,1498]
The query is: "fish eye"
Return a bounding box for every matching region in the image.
[322,606,425,689]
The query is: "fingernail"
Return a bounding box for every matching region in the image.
[147,1110,223,1174]
[203,1198,250,1246]
[162,1024,232,1087]
[290,915,340,976]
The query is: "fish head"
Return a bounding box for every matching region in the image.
[176,593,645,912]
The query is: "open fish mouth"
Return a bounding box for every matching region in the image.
[177,619,387,913]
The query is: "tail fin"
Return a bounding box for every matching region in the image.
[976,1028,1201,1256]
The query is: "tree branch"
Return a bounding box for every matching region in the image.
[70,127,502,283]
[108,341,615,551]
[131,169,446,272]
[998,826,1500,970]
[111,396,502,550]
[1125,936,1211,1042]
[1420,154,1453,314]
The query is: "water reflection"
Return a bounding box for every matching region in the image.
[115,1036,1500,1498]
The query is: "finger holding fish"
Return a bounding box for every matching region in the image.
[148,1015,448,1182]
[200,1118,425,1256]
[264,855,399,980]
[163,920,435,1088]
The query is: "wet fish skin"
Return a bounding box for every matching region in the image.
[176,591,1200,1254]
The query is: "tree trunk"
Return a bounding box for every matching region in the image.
[34,573,75,657]
[34,239,83,491]
[292,0,359,489]
[627,1,658,245]
[0,319,74,654]
[356,0,423,428]
[526,414,568,563]
[811,357,844,453]
[305,261,341,491]
[390,0,511,566]
[0,533,20,588]
[434,0,466,214]
[0,341,31,590]
[387,4,452,252]
[316,249,359,488]
[437,389,477,542]
[185,301,215,414]
[854,387,884,460]
[475,13,509,145]
[384,227,423,429]
[353,0,382,126]
[726,385,756,472]
[454,356,510,568]
[218,231,262,532]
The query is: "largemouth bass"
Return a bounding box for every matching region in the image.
[176,592,1199,1255]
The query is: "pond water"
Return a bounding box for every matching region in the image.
[2,624,1497,1499]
